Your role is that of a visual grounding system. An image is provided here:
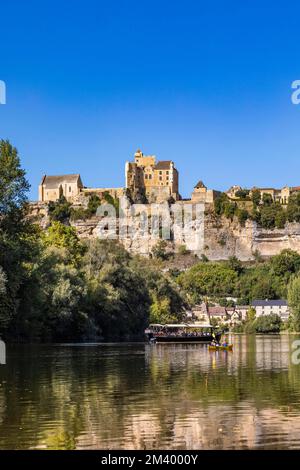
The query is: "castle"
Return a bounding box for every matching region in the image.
[38,148,300,207]
[39,149,183,204]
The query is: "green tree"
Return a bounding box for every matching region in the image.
[246,307,256,322]
[288,276,300,332]
[48,195,72,222]
[254,314,282,333]
[149,296,175,324]
[270,250,300,277]
[152,240,169,260]
[178,262,238,303]
[262,193,273,206]
[43,221,86,266]
[0,140,36,336]
[235,189,250,200]
[87,194,101,216]
[237,208,249,226]
[251,189,261,206]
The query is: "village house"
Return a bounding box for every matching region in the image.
[251,300,289,321]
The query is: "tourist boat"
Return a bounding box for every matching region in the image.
[145,323,222,344]
[208,344,233,351]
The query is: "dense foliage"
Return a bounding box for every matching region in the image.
[232,313,282,334]
[214,190,300,230]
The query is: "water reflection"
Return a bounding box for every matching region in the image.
[0,336,300,449]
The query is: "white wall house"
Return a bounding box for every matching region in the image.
[251,300,289,321]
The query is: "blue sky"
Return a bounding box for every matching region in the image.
[1,0,300,200]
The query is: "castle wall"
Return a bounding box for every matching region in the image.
[81,187,125,199]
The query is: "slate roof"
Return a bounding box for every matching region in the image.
[252,300,288,307]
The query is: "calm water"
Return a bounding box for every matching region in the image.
[1,335,300,450]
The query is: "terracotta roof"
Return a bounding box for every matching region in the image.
[292,186,300,191]
[154,161,173,170]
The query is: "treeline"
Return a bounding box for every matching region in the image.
[215,190,300,229]
[0,140,185,342]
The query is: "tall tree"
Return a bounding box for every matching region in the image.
[0,140,33,336]
[288,276,300,332]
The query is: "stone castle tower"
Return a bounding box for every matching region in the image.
[125,149,180,203]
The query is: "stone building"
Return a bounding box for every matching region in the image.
[227,185,300,205]
[39,174,83,202]
[226,185,243,200]
[250,186,300,204]
[191,180,221,204]
[125,149,180,203]
[251,300,289,321]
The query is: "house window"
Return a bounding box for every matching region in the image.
[145,174,148,179]
[69,186,72,192]
[159,176,162,181]
[159,171,162,175]
[149,174,152,179]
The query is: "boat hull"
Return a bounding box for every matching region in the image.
[147,333,222,344]
[208,344,233,351]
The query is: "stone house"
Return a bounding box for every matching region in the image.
[207,306,228,322]
[39,174,83,202]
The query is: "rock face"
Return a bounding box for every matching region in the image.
[29,201,300,260]
[70,213,300,260]
[203,216,300,261]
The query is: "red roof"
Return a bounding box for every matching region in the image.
[208,307,227,316]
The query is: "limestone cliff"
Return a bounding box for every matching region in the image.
[29,202,300,260]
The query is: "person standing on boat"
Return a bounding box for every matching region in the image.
[211,331,220,346]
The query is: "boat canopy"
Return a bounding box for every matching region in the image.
[149,323,213,329]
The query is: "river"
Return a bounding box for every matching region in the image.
[0,335,300,449]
